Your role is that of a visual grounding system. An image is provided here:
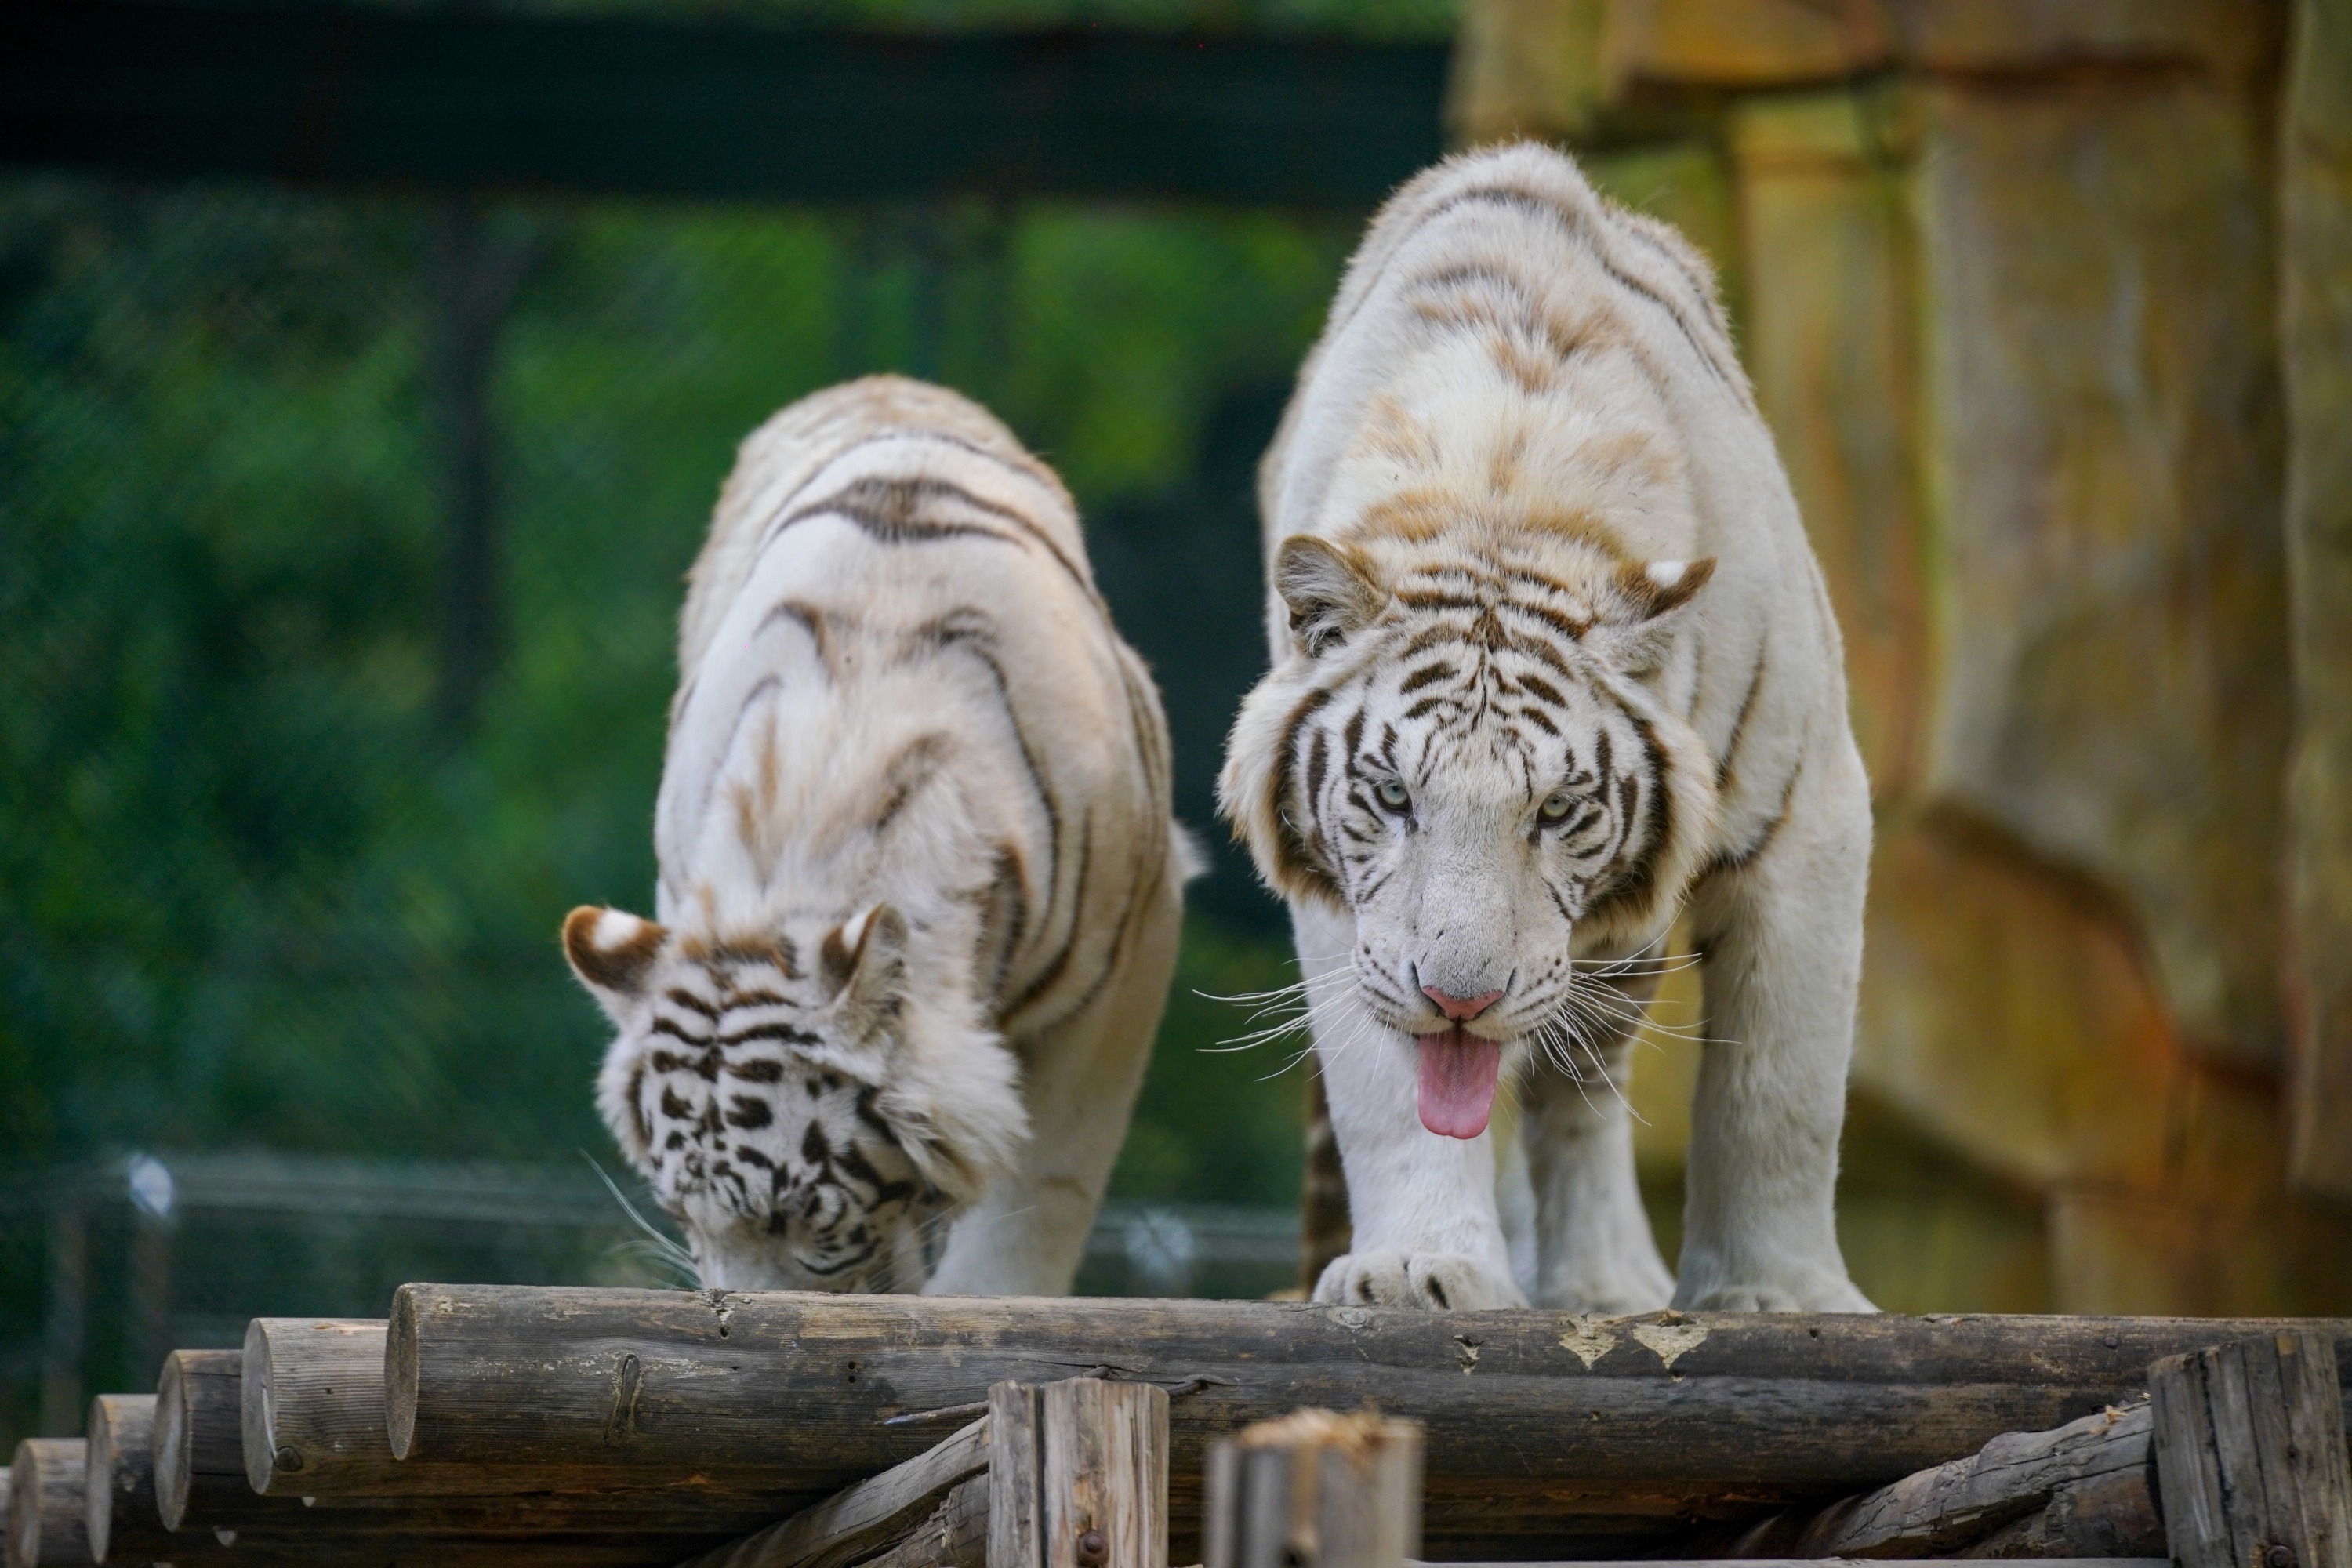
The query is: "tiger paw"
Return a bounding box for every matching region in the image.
[1675,1269,1875,1313]
[1313,1249,1527,1312]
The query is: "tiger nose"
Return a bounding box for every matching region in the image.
[1421,985,1503,1022]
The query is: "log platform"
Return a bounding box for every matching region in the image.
[4,1290,2347,1568]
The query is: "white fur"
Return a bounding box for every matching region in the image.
[1221,145,1873,1313]
[574,376,1185,1296]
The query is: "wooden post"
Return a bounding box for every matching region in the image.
[2151,1332,2352,1568]
[1204,1409,1421,1568]
[989,1379,1168,1568]
[8,1439,89,1568]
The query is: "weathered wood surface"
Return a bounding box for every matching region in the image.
[1957,1463,2166,1560]
[1207,1410,1421,1568]
[386,1287,2352,1558]
[2151,1332,2352,1568]
[859,1476,986,1568]
[681,1417,988,1568]
[136,1352,745,1568]
[1713,1399,2160,1559]
[992,1378,1169,1568]
[157,1348,285,1534]
[241,1315,753,1504]
[86,1392,241,1565]
[7,1439,88,1568]
[87,1393,158,1565]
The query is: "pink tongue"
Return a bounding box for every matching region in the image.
[1417,1031,1502,1139]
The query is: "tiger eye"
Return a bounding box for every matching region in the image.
[1377,779,1411,809]
[1540,792,1573,821]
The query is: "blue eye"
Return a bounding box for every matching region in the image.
[1539,792,1574,822]
[1375,779,1411,811]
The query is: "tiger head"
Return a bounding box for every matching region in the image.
[1220,528,1719,1141]
[562,902,1026,1291]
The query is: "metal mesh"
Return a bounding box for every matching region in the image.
[0,172,1352,1441]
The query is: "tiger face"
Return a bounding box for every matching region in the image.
[563,902,1025,1291]
[1221,532,1718,1140]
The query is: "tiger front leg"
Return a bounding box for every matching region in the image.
[1676,742,1875,1313]
[923,870,1185,1297]
[1295,899,1526,1312]
[1519,1029,1675,1312]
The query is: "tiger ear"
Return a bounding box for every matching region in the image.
[1589,557,1715,672]
[1628,557,1715,618]
[821,903,909,1029]
[564,906,669,1023]
[1275,535,1385,658]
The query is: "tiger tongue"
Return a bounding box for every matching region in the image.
[1417,1030,1502,1138]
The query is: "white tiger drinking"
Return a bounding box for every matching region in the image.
[566,376,1186,1294]
[1221,144,1873,1313]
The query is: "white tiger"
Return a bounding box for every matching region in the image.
[1221,143,1874,1313]
[565,376,1186,1295]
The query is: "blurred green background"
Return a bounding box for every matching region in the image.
[0,12,1788,1426]
[0,5,1439,1425]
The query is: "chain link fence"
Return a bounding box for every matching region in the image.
[0,166,1364,1444]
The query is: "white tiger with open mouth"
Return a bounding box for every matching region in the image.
[1221,144,1873,1313]
[566,376,1186,1295]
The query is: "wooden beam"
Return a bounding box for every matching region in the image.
[383,1286,2352,1558]
[860,1477,987,1568]
[7,1439,89,1568]
[0,0,1446,209]
[2151,1332,2352,1568]
[1704,1399,2161,1559]
[990,1378,1170,1568]
[1206,1409,1422,1568]
[681,1417,989,1568]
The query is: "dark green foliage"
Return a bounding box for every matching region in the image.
[0,177,1337,1185]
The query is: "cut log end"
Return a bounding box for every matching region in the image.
[153,1353,197,1533]
[387,1284,421,1461]
[85,1393,159,1564]
[10,1438,91,1568]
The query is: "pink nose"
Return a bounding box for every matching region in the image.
[1421,985,1504,1022]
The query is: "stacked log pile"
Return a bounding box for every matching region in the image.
[5,1290,2348,1567]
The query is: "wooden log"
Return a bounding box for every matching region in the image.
[2151,1332,2352,1568]
[242,1316,743,1502]
[8,1439,89,1568]
[158,1348,286,1534]
[1714,1399,2160,1559]
[680,1417,989,1568]
[216,1335,786,1552]
[858,1477,987,1568]
[1956,1464,2165,1559]
[1205,1410,1421,1568]
[88,1392,242,1565]
[383,1287,2352,1558]
[245,1317,416,1497]
[990,1378,1169,1568]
